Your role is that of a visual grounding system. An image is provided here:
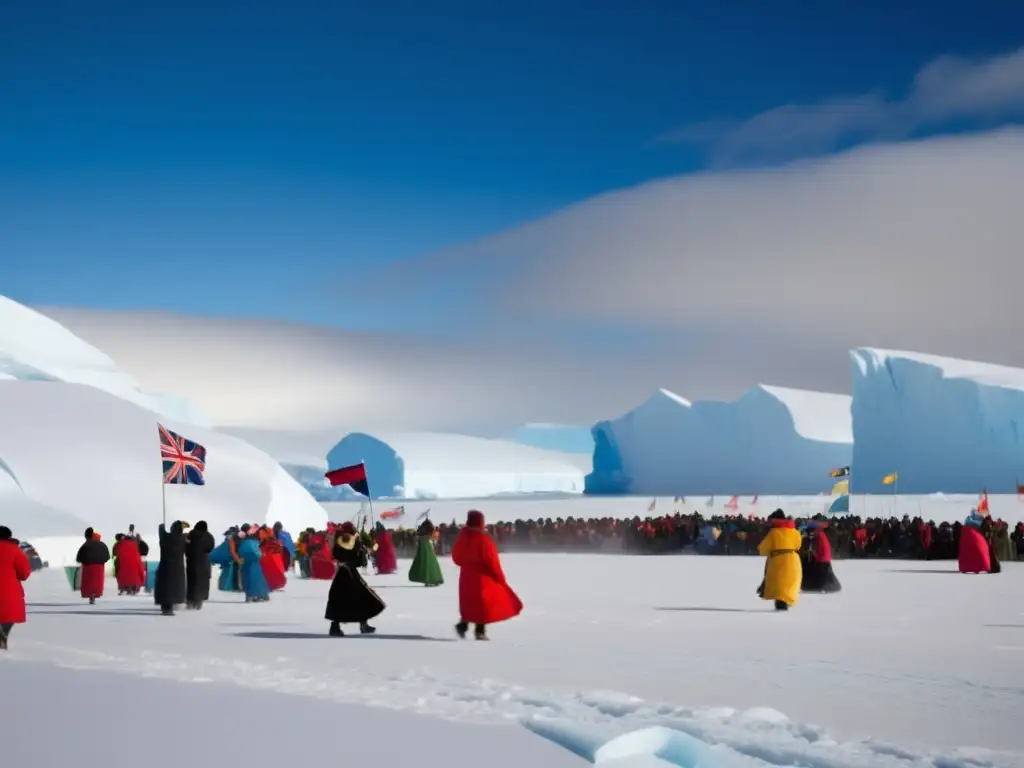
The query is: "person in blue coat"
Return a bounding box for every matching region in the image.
[273,522,296,572]
[209,529,242,593]
[237,527,270,602]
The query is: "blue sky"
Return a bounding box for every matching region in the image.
[2,0,1023,331]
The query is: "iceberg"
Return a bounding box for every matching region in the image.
[587,386,852,495]
[0,382,327,545]
[851,348,1024,493]
[326,431,589,499]
[0,296,327,552]
[0,295,212,426]
[511,423,595,455]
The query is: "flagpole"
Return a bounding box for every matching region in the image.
[161,477,167,528]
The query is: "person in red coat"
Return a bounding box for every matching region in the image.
[452,510,522,641]
[76,528,111,604]
[372,523,398,575]
[113,534,146,595]
[0,526,32,650]
[258,527,288,592]
[959,512,992,574]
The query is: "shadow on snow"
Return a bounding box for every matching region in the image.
[230,630,455,642]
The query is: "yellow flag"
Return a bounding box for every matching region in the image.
[882,472,898,485]
[831,480,849,495]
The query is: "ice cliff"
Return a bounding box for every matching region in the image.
[586,385,852,495]
[850,348,1024,493]
[327,431,589,499]
[0,296,326,543]
[0,295,211,426]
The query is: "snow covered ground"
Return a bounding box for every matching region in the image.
[4,556,1021,767]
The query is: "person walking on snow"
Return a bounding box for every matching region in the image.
[76,528,110,605]
[757,510,802,611]
[324,522,385,637]
[0,526,31,650]
[154,521,188,615]
[452,510,522,641]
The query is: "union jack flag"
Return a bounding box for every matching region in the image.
[159,424,207,485]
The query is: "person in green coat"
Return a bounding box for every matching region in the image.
[408,518,444,587]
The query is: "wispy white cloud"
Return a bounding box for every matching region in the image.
[347,128,1024,399]
[39,307,733,434]
[662,47,1024,165]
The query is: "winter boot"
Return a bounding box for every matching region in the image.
[360,621,376,634]
[161,604,174,616]
[329,622,344,637]
[774,600,788,611]
[89,597,96,605]
[455,621,468,639]
[474,624,488,641]
[0,625,9,650]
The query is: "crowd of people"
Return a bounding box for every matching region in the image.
[385,511,1023,562]
[0,511,523,648]
[0,505,1014,650]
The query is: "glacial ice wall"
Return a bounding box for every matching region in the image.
[850,348,1024,494]
[327,431,588,499]
[586,386,853,495]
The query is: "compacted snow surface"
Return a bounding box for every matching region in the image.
[4,556,1022,768]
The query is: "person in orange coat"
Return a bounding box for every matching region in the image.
[75,528,110,605]
[0,526,32,650]
[452,510,522,640]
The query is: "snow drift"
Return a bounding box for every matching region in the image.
[326,432,589,499]
[0,296,326,558]
[851,348,1024,493]
[0,382,327,558]
[0,295,211,426]
[587,386,852,495]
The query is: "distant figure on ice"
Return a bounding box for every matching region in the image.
[325,522,385,637]
[373,523,398,575]
[409,517,444,587]
[185,520,215,610]
[959,512,993,574]
[76,528,110,605]
[452,510,522,640]
[800,521,841,593]
[237,526,270,602]
[756,510,801,611]
[273,522,295,571]
[0,526,31,651]
[113,532,147,596]
[154,521,188,615]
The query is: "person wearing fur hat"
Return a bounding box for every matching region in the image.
[0,526,32,650]
[324,522,385,637]
[75,528,111,605]
[959,511,994,574]
[452,510,522,640]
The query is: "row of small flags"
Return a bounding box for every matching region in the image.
[159,430,1022,520]
[649,495,758,512]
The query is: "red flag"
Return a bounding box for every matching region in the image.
[978,490,989,516]
[725,495,739,510]
[324,462,369,496]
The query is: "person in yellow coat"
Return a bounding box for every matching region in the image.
[757,510,802,611]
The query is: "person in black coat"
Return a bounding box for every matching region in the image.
[324,522,385,637]
[154,521,187,616]
[185,520,215,610]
